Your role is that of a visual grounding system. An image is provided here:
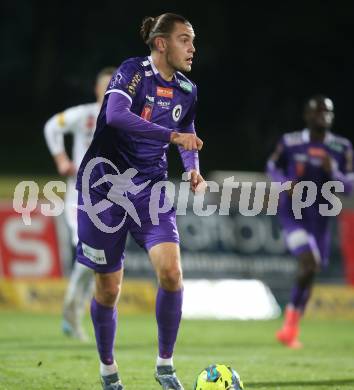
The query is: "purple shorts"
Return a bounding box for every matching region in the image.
[76,188,179,273]
[278,205,330,267]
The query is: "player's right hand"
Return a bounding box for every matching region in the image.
[170,131,203,151]
[54,153,76,176]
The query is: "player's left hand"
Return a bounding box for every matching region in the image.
[189,170,207,193]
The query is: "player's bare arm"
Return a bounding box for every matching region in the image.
[54,152,76,176]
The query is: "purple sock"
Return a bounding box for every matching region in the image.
[156,287,183,359]
[90,298,117,365]
[290,285,311,313]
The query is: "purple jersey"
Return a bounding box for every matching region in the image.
[268,128,354,217]
[76,56,198,194]
[269,129,353,186]
[267,128,354,264]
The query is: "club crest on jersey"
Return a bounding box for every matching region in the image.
[172,104,182,122]
[110,72,122,89]
[157,87,173,99]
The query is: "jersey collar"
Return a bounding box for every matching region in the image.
[302,128,333,144]
[148,56,179,85]
[148,56,159,75]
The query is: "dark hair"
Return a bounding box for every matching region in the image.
[140,13,191,49]
[96,66,116,83]
[305,94,333,111]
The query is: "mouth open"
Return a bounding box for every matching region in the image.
[186,57,193,65]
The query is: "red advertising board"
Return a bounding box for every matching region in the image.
[0,203,62,278]
[338,210,354,286]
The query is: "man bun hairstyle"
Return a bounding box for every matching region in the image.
[140,16,156,44]
[140,13,191,49]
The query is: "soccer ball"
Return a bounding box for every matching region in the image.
[194,364,244,390]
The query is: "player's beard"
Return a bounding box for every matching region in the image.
[166,50,190,73]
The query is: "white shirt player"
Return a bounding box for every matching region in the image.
[44,102,99,245]
[43,68,114,342]
[44,102,99,170]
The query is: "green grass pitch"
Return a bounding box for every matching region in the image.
[0,311,354,389]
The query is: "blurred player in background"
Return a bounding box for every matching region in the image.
[44,67,115,341]
[76,13,204,390]
[267,95,354,348]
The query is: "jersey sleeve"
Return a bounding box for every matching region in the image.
[44,105,84,156]
[106,92,172,143]
[266,136,289,182]
[177,88,200,172]
[332,140,354,194]
[105,59,144,105]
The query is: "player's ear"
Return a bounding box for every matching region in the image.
[155,36,167,53]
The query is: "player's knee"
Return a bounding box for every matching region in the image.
[297,253,318,287]
[297,268,315,288]
[95,282,121,307]
[158,265,183,290]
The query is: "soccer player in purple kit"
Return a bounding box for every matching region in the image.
[75,13,204,389]
[267,95,354,348]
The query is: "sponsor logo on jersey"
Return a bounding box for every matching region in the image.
[328,142,344,153]
[157,87,173,99]
[294,153,307,162]
[157,100,170,110]
[178,80,193,93]
[141,102,153,121]
[126,72,142,96]
[308,147,327,158]
[295,162,305,177]
[146,95,155,103]
[172,104,182,122]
